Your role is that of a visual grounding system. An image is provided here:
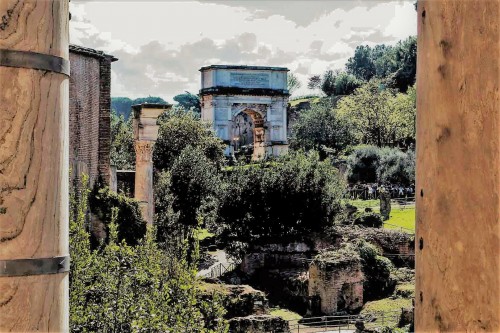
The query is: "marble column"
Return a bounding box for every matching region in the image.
[132,103,171,225]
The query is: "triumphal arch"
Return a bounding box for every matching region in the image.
[200,65,289,160]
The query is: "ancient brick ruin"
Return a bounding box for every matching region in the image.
[308,252,364,315]
[237,228,413,317]
[69,45,117,190]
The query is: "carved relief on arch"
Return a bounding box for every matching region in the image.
[231,103,267,118]
[135,141,155,162]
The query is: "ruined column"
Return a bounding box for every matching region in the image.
[416,1,500,331]
[133,103,171,225]
[0,0,70,331]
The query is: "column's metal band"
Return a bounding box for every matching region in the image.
[0,256,70,277]
[0,49,70,76]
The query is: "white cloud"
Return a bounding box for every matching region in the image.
[70,1,417,101]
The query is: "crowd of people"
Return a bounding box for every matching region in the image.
[348,183,415,200]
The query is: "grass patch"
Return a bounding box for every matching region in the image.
[361,297,412,327]
[395,283,415,299]
[361,297,412,313]
[349,199,379,210]
[194,228,214,241]
[269,308,302,321]
[289,97,321,107]
[349,200,415,233]
[384,208,415,233]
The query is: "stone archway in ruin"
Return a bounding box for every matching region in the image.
[231,108,266,160]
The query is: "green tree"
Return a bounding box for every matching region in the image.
[110,110,135,169]
[173,92,201,114]
[377,147,415,185]
[390,36,417,92]
[336,80,415,147]
[346,145,415,185]
[290,100,355,157]
[89,181,146,246]
[333,71,362,95]
[169,147,221,236]
[346,145,380,183]
[308,75,322,90]
[112,96,168,120]
[287,72,302,95]
[153,109,225,171]
[346,45,376,81]
[321,69,336,96]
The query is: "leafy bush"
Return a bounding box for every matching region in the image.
[89,181,146,246]
[353,212,383,228]
[70,175,228,333]
[377,147,415,185]
[216,151,346,259]
[346,145,415,185]
[346,145,380,183]
[356,240,395,300]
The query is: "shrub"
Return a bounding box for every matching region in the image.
[216,151,346,259]
[346,145,415,185]
[346,145,380,183]
[89,181,146,246]
[355,240,395,300]
[353,212,383,228]
[377,147,415,185]
[70,175,228,333]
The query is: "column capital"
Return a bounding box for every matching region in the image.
[135,141,154,162]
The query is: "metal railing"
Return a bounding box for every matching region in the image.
[203,262,238,279]
[287,310,405,333]
[382,221,415,234]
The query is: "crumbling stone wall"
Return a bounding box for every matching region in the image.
[259,268,310,313]
[200,283,269,318]
[241,242,312,275]
[228,315,290,333]
[329,226,415,266]
[308,251,364,315]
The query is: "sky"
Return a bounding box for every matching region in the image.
[70,0,417,103]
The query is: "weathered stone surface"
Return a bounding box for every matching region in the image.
[228,315,290,333]
[398,307,414,328]
[132,103,170,224]
[200,65,289,160]
[258,268,310,313]
[308,247,364,315]
[329,226,414,266]
[241,242,312,275]
[201,283,269,318]
[379,187,391,221]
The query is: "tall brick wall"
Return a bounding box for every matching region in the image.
[69,52,101,189]
[69,45,115,191]
[98,58,112,184]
